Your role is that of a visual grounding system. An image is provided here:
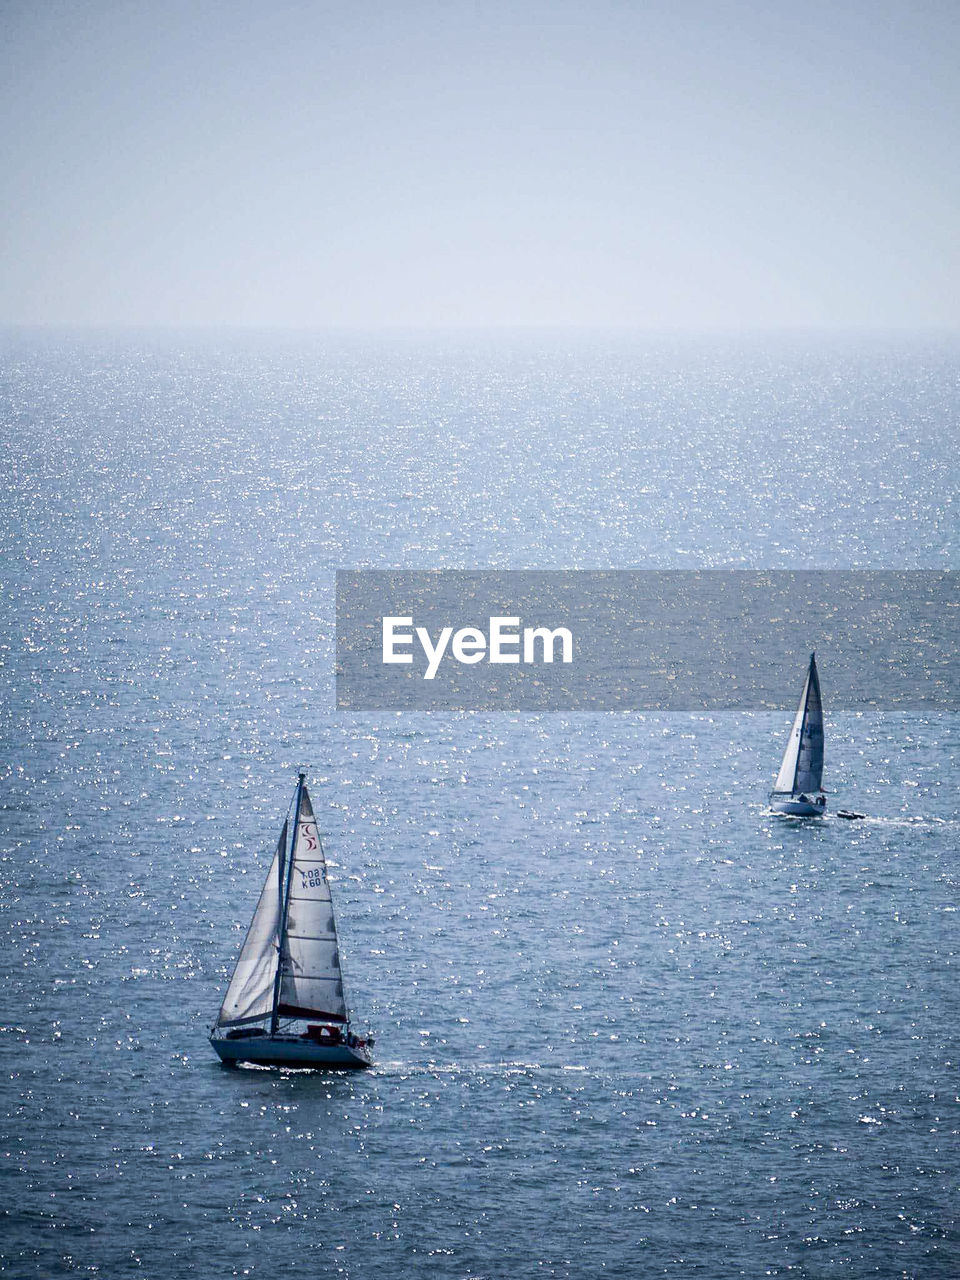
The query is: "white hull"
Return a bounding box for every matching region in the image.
[770,796,825,817]
[211,1034,372,1070]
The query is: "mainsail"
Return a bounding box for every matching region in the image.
[773,653,824,796]
[276,785,348,1023]
[216,821,287,1027]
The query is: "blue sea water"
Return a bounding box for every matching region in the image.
[0,331,957,1277]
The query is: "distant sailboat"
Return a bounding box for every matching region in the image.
[210,771,373,1069]
[770,653,827,817]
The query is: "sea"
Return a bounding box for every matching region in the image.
[0,330,957,1277]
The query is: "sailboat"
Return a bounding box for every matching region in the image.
[769,653,827,817]
[210,771,373,1069]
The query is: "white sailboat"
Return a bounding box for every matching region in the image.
[769,652,827,817]
[210,771,373,1069]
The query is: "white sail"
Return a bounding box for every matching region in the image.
[773,654,824,796]
[277,786,348,1023]
[216,822,286,1027]
[794,656,824,793]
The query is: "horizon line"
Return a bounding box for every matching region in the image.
[2,321,959,339]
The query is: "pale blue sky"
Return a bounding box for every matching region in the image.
[1,0,957,329]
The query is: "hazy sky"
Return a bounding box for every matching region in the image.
[1,0,958,330]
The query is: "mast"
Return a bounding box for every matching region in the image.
[270,770,306,1035]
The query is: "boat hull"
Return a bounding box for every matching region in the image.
[211,1034,372,1070]
[770,796,825,817]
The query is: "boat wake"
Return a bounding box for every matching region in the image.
[370,1059,593,1079]
[766,811,954,829]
